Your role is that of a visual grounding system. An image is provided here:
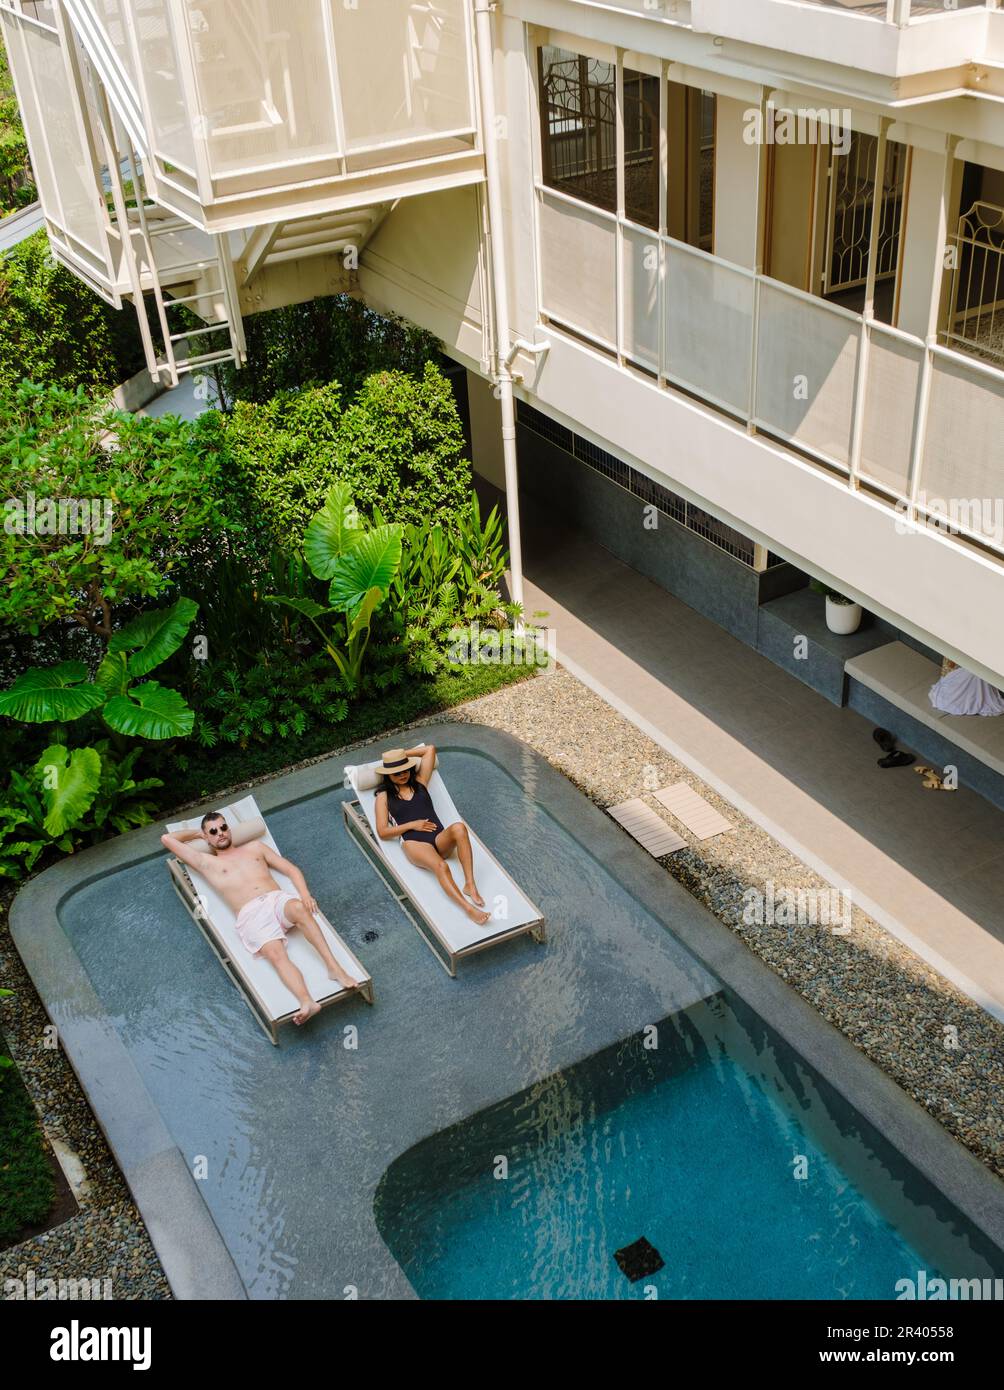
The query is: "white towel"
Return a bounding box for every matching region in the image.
[928,668,1004,718]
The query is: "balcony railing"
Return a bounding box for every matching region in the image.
[535,183,1004,558]
[808,1,989,19]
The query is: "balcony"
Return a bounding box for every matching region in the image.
[690,0,1002,82]
[535,183,1004,561]
[1,1,483,233]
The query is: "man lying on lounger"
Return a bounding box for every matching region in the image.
[160,814,356,1025]
[374,745,491,926]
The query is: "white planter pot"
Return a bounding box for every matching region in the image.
[825,596,862,635]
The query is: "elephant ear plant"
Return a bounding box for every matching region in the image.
[0,597,199,739]
[265,481,403,690]
[0,597,198,873]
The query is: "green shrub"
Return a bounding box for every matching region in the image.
[216,294,440,405]
[0,232,145,394]
[0,383,229,640]
[222,382,344,546]
[222,363,472,544]
[331,363,471,526]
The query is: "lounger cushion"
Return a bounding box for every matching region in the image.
[186,816,267,853]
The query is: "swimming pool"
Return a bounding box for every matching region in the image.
[13,725,1004,1299]
[376,996,1001,1299]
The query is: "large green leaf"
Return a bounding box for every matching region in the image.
[303,482,361,579]
[108,597,199,677]
[33,744,101,836]
[347,586,382,644]
[0,663,107,723]
[102,681,195,740]
[328,525,402,613]
[261,595,333,621]
[95,650,129,697]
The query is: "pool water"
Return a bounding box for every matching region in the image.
[375,995,1000,1301]
[54,745,1004,1299]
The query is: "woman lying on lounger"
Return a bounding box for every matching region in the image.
[374,745,491,926]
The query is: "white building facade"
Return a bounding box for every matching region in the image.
[4,1,1004,789]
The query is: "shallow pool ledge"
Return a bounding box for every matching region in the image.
[11,723,1004,1299]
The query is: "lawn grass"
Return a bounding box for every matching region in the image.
[166,659,539,809]
[0,1054,56,1247]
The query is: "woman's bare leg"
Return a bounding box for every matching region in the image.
[404,839,490,925]
[436,823,485,908]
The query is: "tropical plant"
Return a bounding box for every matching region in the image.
[0,740,163,880]
[192,653,350,749]
[384,495,518,674]
[0,599,199,741]
[265,482,403,690]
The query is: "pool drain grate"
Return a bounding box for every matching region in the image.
[614,1236,665,1282]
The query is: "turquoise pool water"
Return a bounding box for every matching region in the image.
[376,995,1001,1301]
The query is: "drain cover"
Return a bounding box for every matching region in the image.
[362,930,379,944]
[614,1236,665,1283]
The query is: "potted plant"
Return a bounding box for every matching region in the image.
[811,579,862,635]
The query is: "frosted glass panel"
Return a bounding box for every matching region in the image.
[185,0,340,176]
[133,0,197,170]
[539,193,616,346]
[756,283,859,469]
[859,329,922,496]
[665,243,753,414]
[331,0,472,151]
[20,21,106,262]
[621,224,660,371]
[923,355,1004,546]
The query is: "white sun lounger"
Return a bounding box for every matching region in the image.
[166,794,373,1044]
[342,750,546,977]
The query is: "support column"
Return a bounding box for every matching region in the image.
[474,0,524,613]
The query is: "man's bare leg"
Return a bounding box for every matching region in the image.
[437,823,486,909]
[405,840,490,926]
[259,939,319,1024]
[285,900,356,990]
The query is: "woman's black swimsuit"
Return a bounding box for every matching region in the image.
[382,780,445,845]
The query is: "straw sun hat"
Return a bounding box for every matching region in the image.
[376,748,420,776]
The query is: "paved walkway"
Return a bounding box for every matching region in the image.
[515,505,1004,1021]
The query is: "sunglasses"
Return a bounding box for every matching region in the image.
[206,822,229,836]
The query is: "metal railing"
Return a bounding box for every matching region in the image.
[807,0,993,21]
[535,182,1004,559]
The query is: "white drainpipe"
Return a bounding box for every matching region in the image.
[473,0,525,614]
